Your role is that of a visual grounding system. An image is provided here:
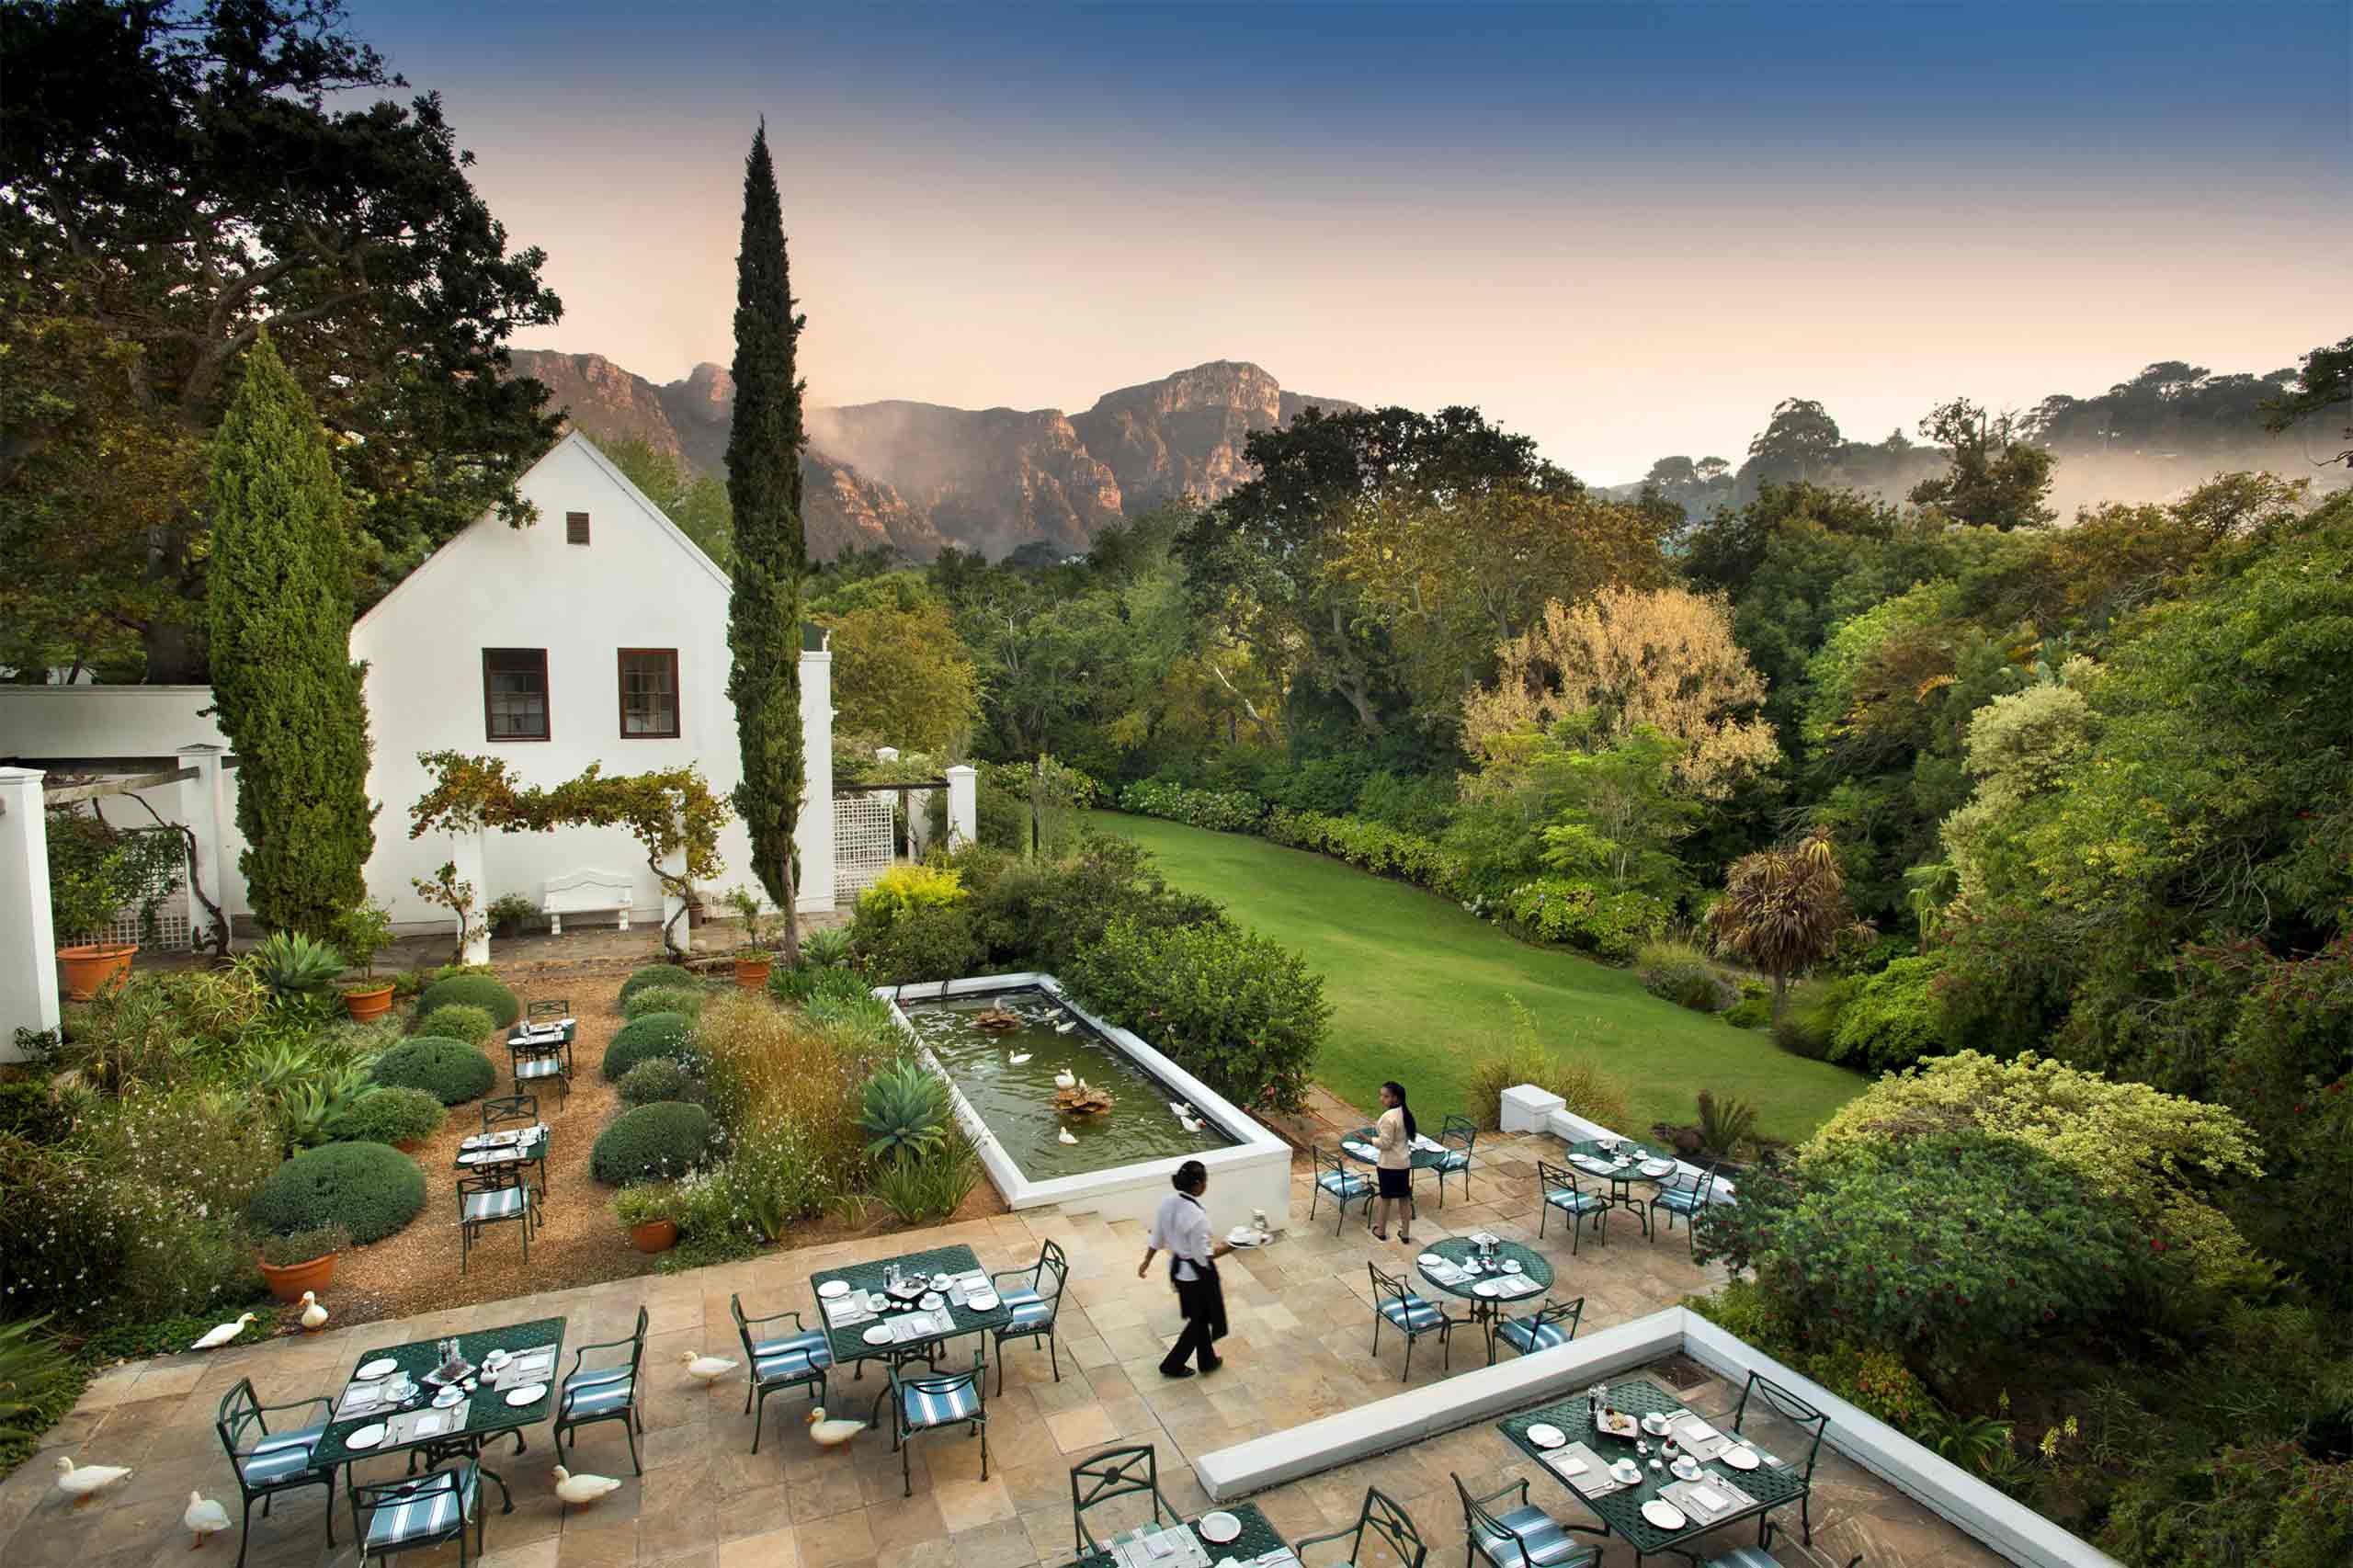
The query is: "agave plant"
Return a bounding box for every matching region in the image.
[801,926,853,969]
[244,931,347,1001]
[858,1060,949,1165]
[1695,1089,1759,1159]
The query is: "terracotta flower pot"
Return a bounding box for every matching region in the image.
[257,1250,339,1303]
[342,981,396,1022]
[56,942,137,1001]
[733,956,772,989]
[628,1219,679,1254]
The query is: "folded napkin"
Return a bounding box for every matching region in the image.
[1570,1153,1613,1172]
[1410,1134,1446,1152]
[335,1381,387,1418]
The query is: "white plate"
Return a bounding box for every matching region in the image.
[862,1324,894,1346]
[1720,1444,1760,1471]
[1473,1280,1501,1297]
[434,1386,463,1408]
[357,1358,400,1380]
[918,1292,944,1310]
[1525,1422,1566,1449]
[1501,1259,1522,1273]
[1226,1228,1264,1247]
[965,1291,1000,1312]
[818,1279,850,1299]
[344,1423,387,1449]
[1641,1161,1676,1177]
[1642,1499,1688,1530]
[504,1383,546,1406]
[1415,1252,1445,1267]
[1199,1512,1242,1544]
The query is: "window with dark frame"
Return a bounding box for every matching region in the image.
[566,511,591,544]
[618,649,679,738]
[483,649,551,741]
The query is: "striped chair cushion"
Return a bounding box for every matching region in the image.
[997,1290,1055,1332]
[1655,1186,1708,1214]
[1437,1150,1472,1170]
[567,1363,631,1390]
[1318,1170,1370,1197]
[1475,1504,1594,1568]
[901,1377,982,1428]
[562,1373,635,1417]
[1703,1550,1783,1568]
[752,1331,831,1383]
[237,1425,325,1485]
[514,1056,564,1081]
[1376,1294,1446,1333]
[363,1472,478,1550]
[462,1186,528,1221]
[1495,1315,1572,1355]
[1543,1187,1604,1213]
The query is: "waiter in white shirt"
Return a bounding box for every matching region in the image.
[1139,1159,1232,1378]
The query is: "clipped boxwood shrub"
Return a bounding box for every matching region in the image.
[246,1141,427,1243]
[617,1057,702,1108]
[371,1036,496,1105]
[619,964,695,1006]
[415,973,519,1028]
[416,1002,496,1042]
[323,1085,448,1145]
[623,984,709,1023]
[590,1101,713,1184]
[602,1012,696,1082]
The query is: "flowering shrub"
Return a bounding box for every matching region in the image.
[1064,916,1329,1116]
[696,992,892,1225]
[1118,778,1268,833]
[1502,878,1671,961]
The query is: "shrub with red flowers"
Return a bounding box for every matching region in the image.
[1696,1130,2139,1371]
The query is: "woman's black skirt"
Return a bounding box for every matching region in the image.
[1378,1165,1413,1199]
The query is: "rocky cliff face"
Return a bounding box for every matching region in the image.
[506,349,1355,561]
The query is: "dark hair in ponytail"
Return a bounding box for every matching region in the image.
[1382,1081,1416,1142]
[1172,1160,1207,1195]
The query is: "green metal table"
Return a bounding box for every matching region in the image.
[1342,1123,1453,1174]
[313,1314,567,1513]
[1415,1235,1553,1341]
[1498,1376,1806,1565]
[1074,1499,1288,1568]
[810,1243,1012,1380]
[1563,1137,1677,1232]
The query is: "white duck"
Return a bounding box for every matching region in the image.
[1006,1051,1031,1066]
[184,1492,231,1549]
[1051,1018,1076,1035]
[1176,1109,1204,1133]
[298,1291,328,1332]
[189,1312,256,1351]
[679,1352,739,1384]
[54,1456,133,1506]
[806,1407,867,1447]
[551,1466,624,1507]
[1057,1128,1079,1145]
[1053,1068,1076,1090]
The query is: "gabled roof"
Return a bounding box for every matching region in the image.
[354,429,731,631]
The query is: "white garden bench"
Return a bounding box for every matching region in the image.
[540,869,634,936]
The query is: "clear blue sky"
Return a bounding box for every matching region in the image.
[358,0,2351,480]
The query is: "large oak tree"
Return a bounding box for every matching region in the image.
[1,0,562,680]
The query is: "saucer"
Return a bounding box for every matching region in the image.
[434,1386,463,1409]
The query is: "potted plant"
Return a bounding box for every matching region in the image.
[614,1182,681,1253]
[256,1223,351,1302]
[335,900,398,1020]
[46,803,184,1000]
[485,892,539,941]
[722,885,775,989]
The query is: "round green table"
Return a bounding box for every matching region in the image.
[1564,1136,1678,1230]
[1415,1234,1553,1343]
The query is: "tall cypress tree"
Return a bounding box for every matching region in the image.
[724,122,809,961]
[205,333,376,938]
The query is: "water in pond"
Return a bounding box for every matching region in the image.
[897,987,1237,1179]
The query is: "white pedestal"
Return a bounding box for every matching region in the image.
[1499,1084,1565,1133]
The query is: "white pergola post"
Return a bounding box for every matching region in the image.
[945,765,978,851]
[449,827,490,965]
[0,767,61,1060]
[176,744,229,951]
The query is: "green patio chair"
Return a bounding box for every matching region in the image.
[1732,1371,1830,1545]
[1535,1160,1610,1252]
[1451,1471,1600,1568]
[554,1305,647,1474]
[1432,1114,1477,1206]
[1648,1159,1719,1255]
[349,1460,482,1568]
[1071,1442,1178,1555]
[989,1237,1069,1394]
[215,1378,337,1568]
[877,1350,987,1498]
[1369,1260,1458,1381]
[1310,1144,1374,1234]
[1294,1484,1428,1567]
[1487,1295,1583,1365]
[730,1294,831,1452]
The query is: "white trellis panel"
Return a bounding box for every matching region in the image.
[834,790,896,897]
[84,862,194,952]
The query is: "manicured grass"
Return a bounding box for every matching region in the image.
[1089,812,1866,1142]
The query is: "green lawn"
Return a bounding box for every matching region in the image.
[1088,812,1866,1142]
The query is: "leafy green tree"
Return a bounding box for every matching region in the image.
[1533,725,1704,901]
[203,335,375,938]
[823,599,980,754]
[723,122,809,961]
[2,0,563,680]
[1738,397,1844,490]
[2258,334,2353,468]
[1908,398,2056,528]
[592,435,733,569]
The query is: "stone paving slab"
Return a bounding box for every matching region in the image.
[2,1131,1996,1568]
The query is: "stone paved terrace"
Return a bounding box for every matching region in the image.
[3,1131,2005,1568]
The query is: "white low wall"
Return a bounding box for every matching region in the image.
[1502,1084,1738,1205]
[1195,1306,2122,1568]
[879,972,1295,1236]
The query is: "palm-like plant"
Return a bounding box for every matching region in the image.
[244,931,346,1001]
[858,1060,948,1164]
[1695,1089,1758,1159]
[1705,834,1872,1023]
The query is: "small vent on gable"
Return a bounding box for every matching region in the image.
[566,511,591,545]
